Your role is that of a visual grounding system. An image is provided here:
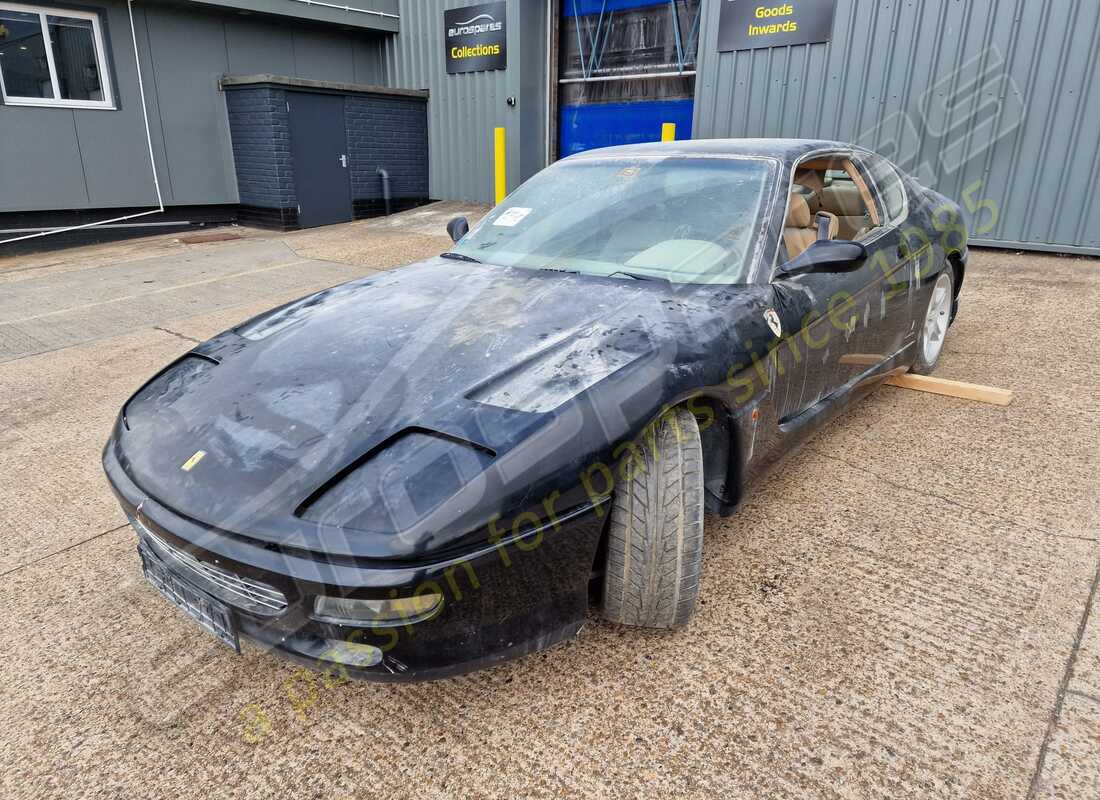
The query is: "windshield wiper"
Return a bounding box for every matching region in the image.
[441,251,481,263]
[536,266,580,274]
[607,270,670,284]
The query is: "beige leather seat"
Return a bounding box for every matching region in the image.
[784,193,838,260]
[821,182,868,239]
[793,185,822,216]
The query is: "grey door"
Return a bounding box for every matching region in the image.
[288,92,352,228]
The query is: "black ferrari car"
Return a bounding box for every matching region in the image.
[104,139,967,680]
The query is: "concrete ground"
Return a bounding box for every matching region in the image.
[1,205,1097,799]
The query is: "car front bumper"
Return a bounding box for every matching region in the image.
[104,441,606,681]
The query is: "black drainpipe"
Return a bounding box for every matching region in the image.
[377,167,392,216]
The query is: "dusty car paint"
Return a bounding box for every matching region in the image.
[103,139,967,680]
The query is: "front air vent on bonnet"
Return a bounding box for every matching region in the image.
[295,428,495,534]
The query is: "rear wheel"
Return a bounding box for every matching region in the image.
[911,269,953,375]
[600,407,704,629]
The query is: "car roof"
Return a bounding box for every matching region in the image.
[561,138,859,164]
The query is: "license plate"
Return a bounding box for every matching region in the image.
[139,542,240,653]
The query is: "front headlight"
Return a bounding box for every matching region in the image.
[311,593,442,627]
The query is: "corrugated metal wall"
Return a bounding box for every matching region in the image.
[379,0,547,204]
[693,0,1100,254]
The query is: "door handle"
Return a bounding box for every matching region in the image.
[339,154,348,168]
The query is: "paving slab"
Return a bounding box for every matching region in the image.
[0,250,367,363]
[1070,597,1100,701]
[0,423,1094,799]
[1031,692,1100,799]
[0,327,184,573]
[0,239,298,321]
[1028,579,1100,798]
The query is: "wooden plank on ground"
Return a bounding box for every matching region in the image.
[884,373,1013,406]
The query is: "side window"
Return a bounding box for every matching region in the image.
[796,156,881,243]
[861,154,907,225]
[0,3,114,110]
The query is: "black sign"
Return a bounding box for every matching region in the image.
[445,1,507,74]
[717,0,836,52]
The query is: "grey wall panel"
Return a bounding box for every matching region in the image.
[224,18,297,76]
[517,0,547,182]
[145,5,237,205]
[380,0,547,204]
[291,27,357,82]
[225,17,387,84]
[125,3,176,206]
[75,104,168,208]
[78,3,169,208]
[693,0,1100,253]
[353,37,389,85]
[0,110,88,211]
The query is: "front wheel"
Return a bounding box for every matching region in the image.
[600,406,704,629]
[911,269,954,375]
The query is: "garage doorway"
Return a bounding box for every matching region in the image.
[287,92,353,228]
[557,1,701,157]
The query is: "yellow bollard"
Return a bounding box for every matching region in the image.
[661,122,676,142]
[494,126,507,204]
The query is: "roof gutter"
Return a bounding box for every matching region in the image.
[282,0,398,19]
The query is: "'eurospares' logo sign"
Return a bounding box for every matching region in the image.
[717,0,836,52]
[445,1,507,74]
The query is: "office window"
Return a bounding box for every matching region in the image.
[0,2,113,109]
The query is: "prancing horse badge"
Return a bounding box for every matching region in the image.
[764,309,782,338]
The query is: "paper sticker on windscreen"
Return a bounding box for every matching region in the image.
[493,207,532,227]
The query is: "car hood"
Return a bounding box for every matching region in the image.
[115,258,770,558]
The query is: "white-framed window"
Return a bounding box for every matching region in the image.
[0,2,114,109]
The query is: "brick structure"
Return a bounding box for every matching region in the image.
[224,86,299,229]
[222,78,430,230]
[346,94,430,218]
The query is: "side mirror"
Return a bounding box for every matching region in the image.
[775,239,867,279]
[446,216,469,243]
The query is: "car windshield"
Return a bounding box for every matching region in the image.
[450,156,775,284]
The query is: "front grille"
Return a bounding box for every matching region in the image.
[131,516,289,616]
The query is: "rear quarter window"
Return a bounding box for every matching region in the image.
[862,154,907,225]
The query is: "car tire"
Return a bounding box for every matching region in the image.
[911,268,954,375]
[600,406,704,629]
